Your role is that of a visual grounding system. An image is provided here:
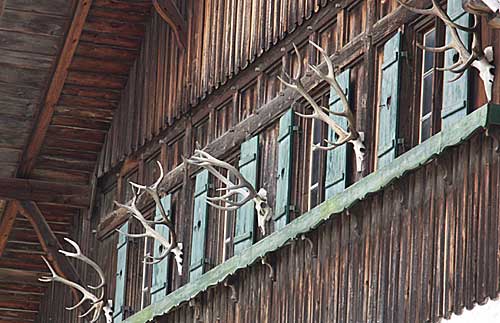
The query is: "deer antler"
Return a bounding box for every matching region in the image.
[184,150,272,235]
[39,239,113,323]
[397,0,495,101]
[278,42,366,172]
[115,162,183,275]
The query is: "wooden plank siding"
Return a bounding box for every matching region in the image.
[37,130,500,323]
[98,0,362,176]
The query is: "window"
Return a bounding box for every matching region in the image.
[221,171,236,261]
[304,93,329,210]
[308,118,326,209]
[416,24,444,143]
[140,237,153,308]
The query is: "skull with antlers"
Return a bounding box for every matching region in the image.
[397,0,496,101]
[184,150,272,235]
[39,238,113,323]
[114,161,183,275]
[278,41,366,172]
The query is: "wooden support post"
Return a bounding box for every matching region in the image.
[0,203,18,256]
[16,201,83,286]
[153,0,188,50]
[0,177,90,208]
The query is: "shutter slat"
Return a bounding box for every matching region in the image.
[377,31,403,169]
[441,0,470,127]
[150,194,172,304]
[325,69,350,199]
[113,222,129,323]
[234,135,259,255]
[189,170,209,280]
[273,109,294,230]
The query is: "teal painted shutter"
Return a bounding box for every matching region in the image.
[233,135,259,255]
[273,110,294,230]
[189,170,209,280]
[325,69,350,199]
[150,194,172,304]
[113,222,129,323]
[441,0,470,127]
[377,31,403,169]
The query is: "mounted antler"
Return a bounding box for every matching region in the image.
[184,150,272,235]
[115,161,183,275]
[277,41,366,172]
[397,0,495,101]
[39,238,113,323]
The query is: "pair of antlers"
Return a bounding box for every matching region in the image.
[278,41,366,172]
[39,238,112,323]
[184,150,272,235]
[398,0,495,100]
[115,161,183,275]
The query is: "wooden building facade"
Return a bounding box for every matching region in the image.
[1,0,500,322]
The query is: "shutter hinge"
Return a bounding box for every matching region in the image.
[399,51,408,59]
[289,205,298,213]
[290,125,301,133]
[397,138,405,146]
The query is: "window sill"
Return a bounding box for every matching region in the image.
[124,103,500,323]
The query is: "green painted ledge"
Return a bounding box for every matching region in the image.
[125,103,500,323]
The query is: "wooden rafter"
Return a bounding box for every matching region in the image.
[153,0,187,50]
[0,178,90,208]
[17,0,93,177]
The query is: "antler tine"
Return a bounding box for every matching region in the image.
[292,43,303,80]
[309,41,358,138]
[59,238,106,292]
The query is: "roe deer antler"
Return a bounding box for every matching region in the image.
[39,238,113,323]
[277,41,366,172]
[184,150,272,235]
[115,161,183,275]
[397,0,495,101]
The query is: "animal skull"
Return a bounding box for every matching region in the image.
[254,188,272,235]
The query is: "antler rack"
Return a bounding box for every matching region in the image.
[39,238,113,323]
[184,149,272,235]
[115,161,183,275]
[397,0,495,101]
[278,41,366,172]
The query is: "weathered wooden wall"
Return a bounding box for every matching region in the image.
[40,128,500,322]
[148,130,500,323]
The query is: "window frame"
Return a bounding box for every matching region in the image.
[414,19,445,144]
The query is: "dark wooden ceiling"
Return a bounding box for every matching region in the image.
[0,0,153,321]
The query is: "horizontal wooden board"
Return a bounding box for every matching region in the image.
[0,9,69,36]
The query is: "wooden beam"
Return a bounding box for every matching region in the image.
[0,204,18,256]
[153,0,187,50]
[16,201,83,289]
[0,0,5,17]
[16,0,93,177]
[0,178,90,208]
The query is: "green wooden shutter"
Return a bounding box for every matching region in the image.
[233,135,259,255]
[441,0,470,127]
[377,31,403,169]
[113,222,129,323]
[273,109,294,230]
[189,170,209,281]
[325,69,350,199]
[150,194,172,304]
